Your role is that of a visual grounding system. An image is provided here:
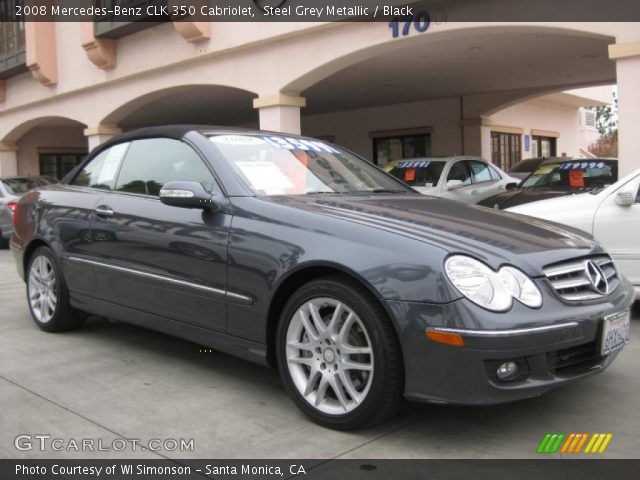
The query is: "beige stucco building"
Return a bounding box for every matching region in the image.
[1,16,639,179]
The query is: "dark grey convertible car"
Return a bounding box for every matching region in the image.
[10,126,634,430]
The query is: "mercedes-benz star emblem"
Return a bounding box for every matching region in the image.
[585,260,609,295]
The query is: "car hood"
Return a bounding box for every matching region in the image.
[266,194,601,274]
[477,189,570,209]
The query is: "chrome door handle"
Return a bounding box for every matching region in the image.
[95,206,114,218]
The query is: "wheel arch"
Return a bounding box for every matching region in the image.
[22,237,51,279]
[264,262,400,367]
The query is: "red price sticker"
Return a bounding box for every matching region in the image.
[569,169,584,187]
[404,168,416,182]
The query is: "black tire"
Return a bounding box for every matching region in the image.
[276,275,403,430]
[0,235,9,249]
[25,246,86,332]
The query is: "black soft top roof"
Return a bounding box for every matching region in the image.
[92,124,296,155]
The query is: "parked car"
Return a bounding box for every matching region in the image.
[0,176,58,248]
[477,158,618,209]
[507,168,640,296]
[10,126,634,430]
[383,156,519,203]
[507,157,547,181]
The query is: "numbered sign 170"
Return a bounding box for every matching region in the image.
[388,12,431,38]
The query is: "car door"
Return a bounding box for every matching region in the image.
[442,160,475,202]
[85,137,230,332]
[593,175,640,287]
[55,148,131,296]
[468,160,503,202]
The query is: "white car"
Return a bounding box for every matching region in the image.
[508,169,640,295]
[383,156,520,204]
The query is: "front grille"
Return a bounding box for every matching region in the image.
[543,255,619,301]
[547,340,603,376]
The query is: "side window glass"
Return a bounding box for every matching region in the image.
[635,184,640,203]
[447,161,472,186]
[489,165,503,181]
[71,143,129,190]
[115,138,214,196]
[469,161,493,184]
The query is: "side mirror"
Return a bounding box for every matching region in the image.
[446,179,464,191]
[160,181,221,210]
[615,189,635,207]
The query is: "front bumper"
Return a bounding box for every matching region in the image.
[385,276,635,405]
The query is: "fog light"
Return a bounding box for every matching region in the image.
[496,361,519,381]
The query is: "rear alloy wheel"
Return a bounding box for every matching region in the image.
[28,255,57,324]
[277,277,403,430]
[26,246,85,332]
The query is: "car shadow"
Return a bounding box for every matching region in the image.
[78,315,284,391]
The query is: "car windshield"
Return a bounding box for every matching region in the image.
[520,160,617,190]
[387,160,446,187]
[209,134,412,195]
[2,177,51,195]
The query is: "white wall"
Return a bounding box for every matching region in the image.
[17,127,87,176]
[487,99,582,158]
[301,95,587,164]
[302,97,463,161]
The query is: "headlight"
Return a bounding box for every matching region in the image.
[499,266,543,308]
[444,256,513,311]
[444,256,542,312]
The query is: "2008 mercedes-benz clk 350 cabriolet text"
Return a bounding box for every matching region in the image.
[10,126,634,430]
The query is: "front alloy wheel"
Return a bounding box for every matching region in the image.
[277,277,403,430]
[286,297,374,415]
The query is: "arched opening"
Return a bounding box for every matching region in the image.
[2,117,88,179]
[284,25,615,168]
[101,85,259,130]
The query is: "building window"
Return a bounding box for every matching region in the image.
[39,153,87,180]
[0,8,27,79]
[531,135,557,158]
[373,134,431,167]
[491,132,521,171]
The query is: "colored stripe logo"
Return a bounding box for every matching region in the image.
[537,433,613,454]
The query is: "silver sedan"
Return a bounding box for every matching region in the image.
[384,156,520,204]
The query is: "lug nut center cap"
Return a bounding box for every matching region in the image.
[323,348,336,363]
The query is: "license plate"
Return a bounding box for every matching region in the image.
[601,310,631,356]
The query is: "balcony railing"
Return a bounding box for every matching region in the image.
[0,0,27,79]
[94,0,169,39]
